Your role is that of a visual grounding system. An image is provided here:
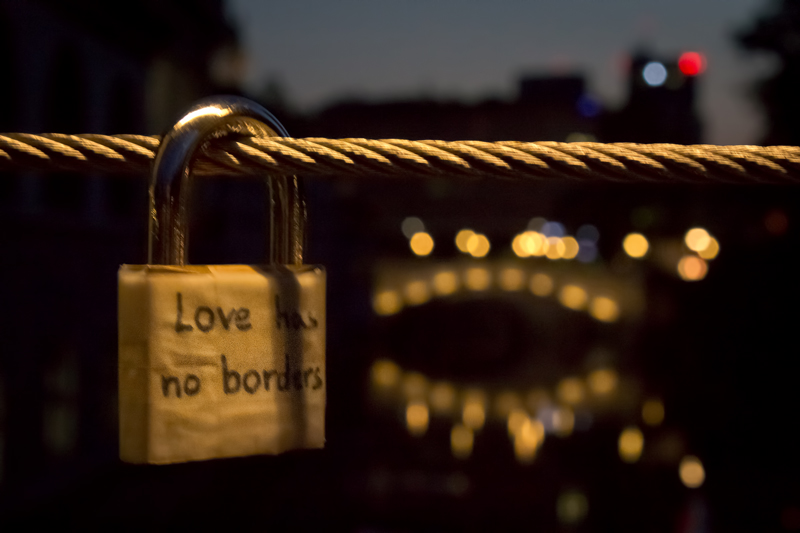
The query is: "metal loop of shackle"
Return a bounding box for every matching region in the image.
[149,95,305,266]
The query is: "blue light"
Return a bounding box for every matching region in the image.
[541,221,566,238]
[642,62,668,87]
[577,241,598,263]
[576,94,601,118]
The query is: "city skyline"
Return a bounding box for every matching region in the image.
[228,0,775,145]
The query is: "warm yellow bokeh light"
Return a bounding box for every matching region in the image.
[406,401,429,436]
[588,368,618,395]
[679,456,705,488]
[546,237,566,259]
[559,285,588,310]
[623,233,649,258]
[409,232,434,256]
[432,271,459,296]
[455,229,475,253]
[677,255,708,281]
[429,382,457,414]
[404,280,431,305]
[698,236,720,260]
[499,268,525,291]
[685,227,711,252]
[527,231,547,256]
[507,408,529,436]
[467,233,491,258]
[402,372,428,400]
[589,296,620,323]
[464,267,491,291]
[373,290,402,316]
[451,424,474,459]
[642,399,665,426]
[512,233,530,258]
[619,426,644,463]
[530,273,554,296]
[514,418,542,463]
[557,377,585,405]
[462,390,487,430]
[371,359,401,388]
[562,236,580,259]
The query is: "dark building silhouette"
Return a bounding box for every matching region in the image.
[738,0,800,145]
[304,75,599,142]
[601,52,702,144]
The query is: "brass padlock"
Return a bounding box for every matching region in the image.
[118,97,325,464]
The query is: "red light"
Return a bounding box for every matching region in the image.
[678,52,706,76]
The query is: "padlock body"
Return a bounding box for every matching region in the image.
[118,264,325,464]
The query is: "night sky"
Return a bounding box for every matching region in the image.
[228,0,774,145]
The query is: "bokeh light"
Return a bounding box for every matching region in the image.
[643,61,668,86]
[373,290,402,316]
[698,237,720,260]
[464,267,491,291]
[406,401,429,436]
[404,280,431,305]
[588,368,618,395]
[684,227,711,252]
[677,255,708,281]
[623,233,649,258]
[511,233,529,257]
[559,284,588,310]
[546,236,566,259]
[589,296,620,322]
[455,229,475,253]
[432,271,459,296]
[562,236,580,259]
[371,359,401,389]
[402,372,428,400]
[430,382,457,415]
[451,424,474,459]
[679,456,705,488]
[409,231,434,256]
[678,52,706,76]
[528,217,547,231]
[530,273,554,296]
[507,407,529,437]
[401,216,425,238]
[462,390,487,430]
[467,233,491,258]
[513,231,546,257]
[541,221,566,238]
[514,417,543,463]
[642,399,665,426]
[557,377,585,405]
[553,406,575,437]
[499,268,525,291]
[619,426,644,463]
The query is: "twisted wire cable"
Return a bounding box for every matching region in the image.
[2,132,800,184]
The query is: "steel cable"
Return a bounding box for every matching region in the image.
[2,132,800,184]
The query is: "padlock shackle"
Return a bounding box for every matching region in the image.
[149,95,305,266]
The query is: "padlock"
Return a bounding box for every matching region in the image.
[118,96,325,464]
